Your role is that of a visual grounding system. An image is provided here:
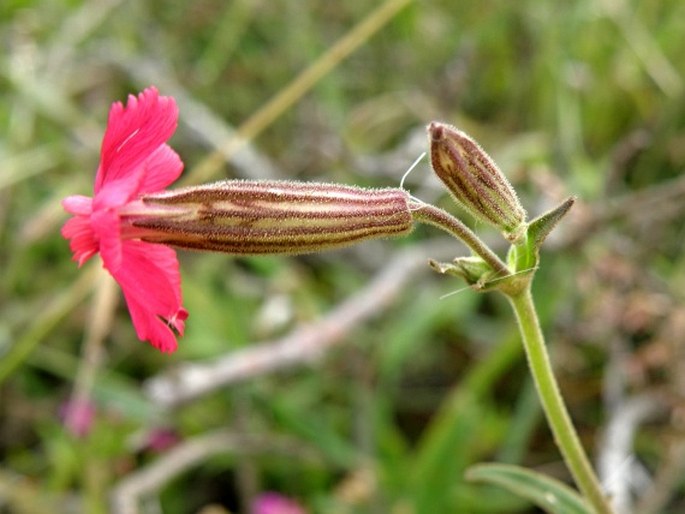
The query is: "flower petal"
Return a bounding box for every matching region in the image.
[93,174,142,211]
[92,208,123,272]
[92,144,183,210]
[61,215,98,267]
[94,87,179,195]
[124,294,183,353]
[137,144,184,195]
[111,240,187,352]
[62,195,93,216]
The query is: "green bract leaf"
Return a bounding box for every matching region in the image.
[506,196,576,276]
[466,463,592,514]
[527,196,576,250]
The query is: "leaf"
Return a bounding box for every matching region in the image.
[465,463,592,514]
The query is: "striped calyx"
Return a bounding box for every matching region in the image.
[428,122,526,242]
[129,180,414,255]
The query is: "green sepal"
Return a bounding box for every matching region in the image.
[429,257,531,294]
[527,196,575,250]
[429,257,497,290]
[507,232,536,274]
[508,196,576,274]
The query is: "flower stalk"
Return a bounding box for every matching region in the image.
[409,201,510,279]
[508,288,613,514]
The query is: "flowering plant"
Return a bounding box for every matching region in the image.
[63,88,613,513]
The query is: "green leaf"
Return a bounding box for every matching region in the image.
[465,463,592,514]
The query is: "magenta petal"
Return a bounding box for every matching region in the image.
[92,208,123,272]
[95,87,179,194]
[137,144,184,194]
[62,216,98,267]
[62,195,93,216]
[111,241,186,352]
[93,173,143,211]
[124,295,180,352]
[92,143,182,208]
[94,144,183,208]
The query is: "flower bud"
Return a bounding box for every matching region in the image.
[127,180,414,255]
[428,122,526,242]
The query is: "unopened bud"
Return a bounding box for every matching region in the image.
[128,180,414,255]
[428,122,526,242]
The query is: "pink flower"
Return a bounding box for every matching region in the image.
[145,427,181,452]
[252,492,307,514]
[60,398,96,438]
[62,87,188,352]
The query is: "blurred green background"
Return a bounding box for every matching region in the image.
[2,0,685,513]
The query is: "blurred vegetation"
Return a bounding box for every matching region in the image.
[2,0,685,513]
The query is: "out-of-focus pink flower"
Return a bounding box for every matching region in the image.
[62,87,188,352]
[145,427,181,452]
[60,398,96,438]
[252,492,307,514]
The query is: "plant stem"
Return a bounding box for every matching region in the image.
[410,202,510,278]
[507,287,614,514]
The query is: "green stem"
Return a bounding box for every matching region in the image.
[507,287,613,514]
[410,202,510,278]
